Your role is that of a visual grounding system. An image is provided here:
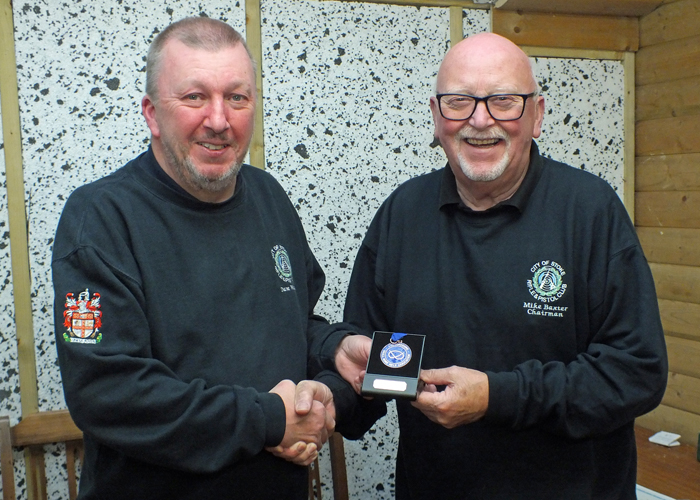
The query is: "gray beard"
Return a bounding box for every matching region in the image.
[454,128,510,182]
[162,137,242,195]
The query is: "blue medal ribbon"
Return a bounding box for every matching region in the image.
[391,332,407,343]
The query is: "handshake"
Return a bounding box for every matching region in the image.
[266,334,371,466]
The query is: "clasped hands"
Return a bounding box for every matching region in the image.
[335,334,490,429]
[266,379,335,466]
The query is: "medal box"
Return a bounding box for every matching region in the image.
[361,331,425,400]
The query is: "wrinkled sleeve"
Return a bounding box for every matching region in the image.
[53,212,285,474]
[486,243,668,439]
[303,238,387,438]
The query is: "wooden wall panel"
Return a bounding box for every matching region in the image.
[636,34,700,86]
[636,153,700,191]
[666,336,700,378]
[649,262,700,303]
[492,10,639,51]
[497,0,662,17]
[636,191,700,228]
[658,299,700,341]
[636,403,700,445]
[636,114,700,156]
[662,371,700,416]
[638,227,700,266]
[640,0,700,47]
[636,76,700,122]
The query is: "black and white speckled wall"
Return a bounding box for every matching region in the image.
[2,1,625,498]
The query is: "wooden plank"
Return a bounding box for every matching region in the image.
[649,262,700,303]
[636,114,700,156]
[635,425,700,499]
[497,0,663,17]
[0,416,17,499]
[636,75,700,122]
[636,191,700,228]
[450,6,463,47]
[666,335,700,379]
[492,10,639,52]
[11,410,82,447]
[623,51,635,222]
[640,0,700,47]
[637,34,700,86]
[638,227,700,267]
[663,371,700,416]
[636,153,700,191]
[245,0,265,170]
[322,0,489,7]
[658,298,700,341]
[636,403,700,446]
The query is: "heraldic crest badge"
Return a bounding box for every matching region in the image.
[63,289,102,344]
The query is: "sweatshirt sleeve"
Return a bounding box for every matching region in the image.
[53,231,286,474]
[485,243,668,439]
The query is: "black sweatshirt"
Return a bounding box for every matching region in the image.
[52,149,376,499]
[344,142,668,499]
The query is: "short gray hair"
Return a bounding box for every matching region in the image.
[145,17,256,102]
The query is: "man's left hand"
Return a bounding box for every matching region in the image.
[411,366,489,429]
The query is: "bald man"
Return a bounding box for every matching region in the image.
[337,33,668,499]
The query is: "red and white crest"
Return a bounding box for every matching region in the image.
[63,289,102,342]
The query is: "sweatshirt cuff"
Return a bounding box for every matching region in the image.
[259,391,287,447]
[483,371,519,424]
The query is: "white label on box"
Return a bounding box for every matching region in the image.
[373,379,407,392]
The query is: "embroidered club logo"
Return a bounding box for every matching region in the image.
[63,289,102,344]
[271,245,294,284]
[527,260,567,303]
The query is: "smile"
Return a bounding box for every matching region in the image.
[465,138,501,147]
[199,142,228,151]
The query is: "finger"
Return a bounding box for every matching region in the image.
[418,367,453,386]
[294,443,318,466]
[294,381,315,414]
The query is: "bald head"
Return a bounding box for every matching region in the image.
[436,33,538,96]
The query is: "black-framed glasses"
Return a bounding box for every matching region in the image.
[436,92,537,121]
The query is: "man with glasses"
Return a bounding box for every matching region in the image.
[338,33,667,499]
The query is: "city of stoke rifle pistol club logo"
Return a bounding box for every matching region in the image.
[526,260,567,303]
[63,289,102,344]
[380,334,412,369]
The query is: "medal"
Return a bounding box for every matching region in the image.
[380,332,412,368]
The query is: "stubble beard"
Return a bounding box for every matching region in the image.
[454,127,510,182]
[162,133,244,195]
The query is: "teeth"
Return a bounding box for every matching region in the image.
[466,138,500,146]
[200,143,226,150]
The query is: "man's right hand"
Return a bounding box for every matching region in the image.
[266,380,334,465]
[335,334,371,394]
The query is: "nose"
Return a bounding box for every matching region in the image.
[204,97,230,133]
[469,100,495,128]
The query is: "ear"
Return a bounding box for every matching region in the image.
[142,95,161,138]
[532,95,545,139]
[429,96,440,138]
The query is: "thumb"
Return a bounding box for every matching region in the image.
[419,367,450,386]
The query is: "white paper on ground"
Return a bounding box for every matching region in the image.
[636,484,676,500]
[648,430,682,447]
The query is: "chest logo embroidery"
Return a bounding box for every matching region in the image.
[272,244,296,292]
[524,261,569,318]
[63,289,102,344]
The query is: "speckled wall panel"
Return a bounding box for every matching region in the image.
[261,2,489,497]
[532,57,625,195]
[11,2,245,499]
